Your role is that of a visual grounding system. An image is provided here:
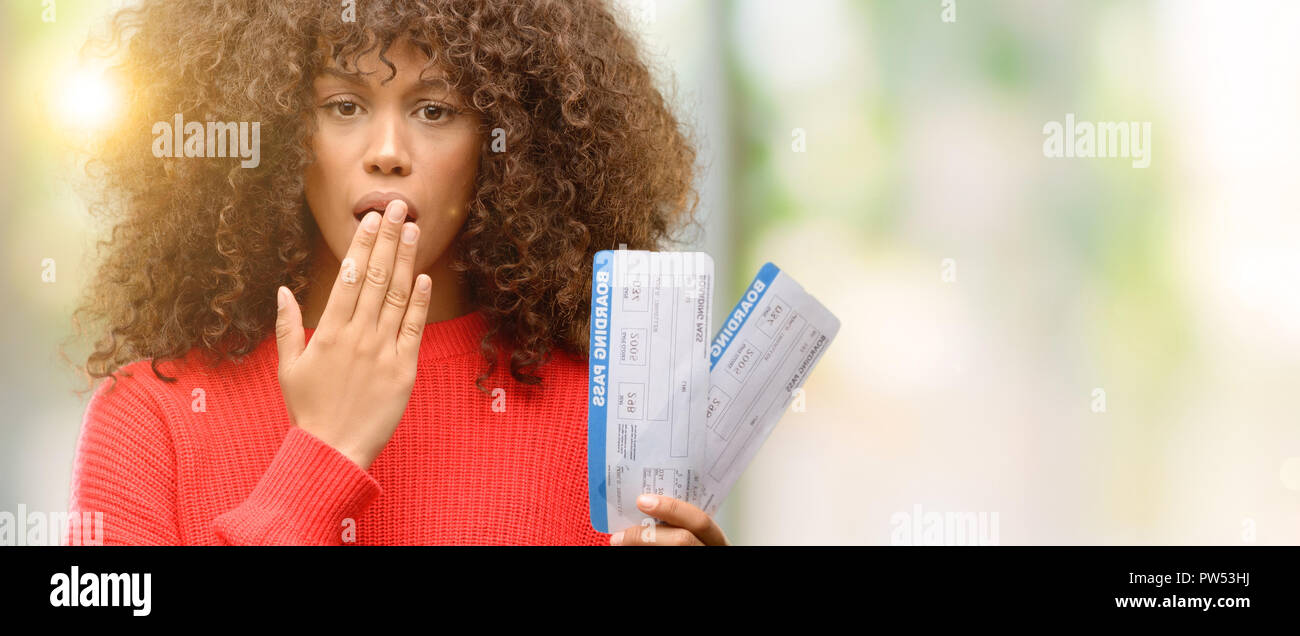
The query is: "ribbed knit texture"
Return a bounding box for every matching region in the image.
[66,309,611,545]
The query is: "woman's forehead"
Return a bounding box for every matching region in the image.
[317,35,450,80]
[314,45,458,94]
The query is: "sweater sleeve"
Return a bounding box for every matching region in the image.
[210,426,382,545]
[67,373,182,545]
[69,371,382,546]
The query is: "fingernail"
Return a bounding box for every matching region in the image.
[417,275,431,292]
[638,494,656,510]
[276,286,286,309]
[402,223,418,244]
[609,533,622,546]
[362,211,380,232]
[386,200,406,221]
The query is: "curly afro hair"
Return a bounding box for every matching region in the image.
[68,0,700,394]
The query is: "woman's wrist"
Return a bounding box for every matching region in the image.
[296,422,374,471]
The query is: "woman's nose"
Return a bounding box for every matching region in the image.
[363,111,412,176]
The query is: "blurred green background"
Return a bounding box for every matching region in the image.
[4,0,1299,544]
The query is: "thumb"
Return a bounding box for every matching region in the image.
[274,286,304,370]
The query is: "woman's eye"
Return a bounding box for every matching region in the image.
[321,100,359,117]
[419,104,449,121]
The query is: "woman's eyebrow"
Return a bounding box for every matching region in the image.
[316,67,452,94]
[317,67,367,85]
[418,75,453,93]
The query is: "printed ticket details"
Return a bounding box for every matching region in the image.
[696,263,840,517]
[587,249,714,534]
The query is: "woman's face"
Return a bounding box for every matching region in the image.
[304,38,481,279]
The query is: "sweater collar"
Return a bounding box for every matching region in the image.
[302,308,488,362]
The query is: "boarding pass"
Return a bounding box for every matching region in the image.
[694,262,841,517]
[587,250,714,534]
[587,255,840,533]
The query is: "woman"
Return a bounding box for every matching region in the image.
[66,0,727,546]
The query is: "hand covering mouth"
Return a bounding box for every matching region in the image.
[352,191,419,223]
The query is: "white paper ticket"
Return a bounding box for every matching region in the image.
[587,249,714,534]
[695,262,841,517]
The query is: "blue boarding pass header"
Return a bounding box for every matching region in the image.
[709,262,781,370]
[586,250,614,533]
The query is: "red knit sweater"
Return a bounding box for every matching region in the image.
[66,309,611,545]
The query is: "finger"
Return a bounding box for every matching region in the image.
[317,211,381,334]
[353,199,407,329]
[636,494,728,545]
[395,274,431,362]
[610,524,703,546]
[274,286,304,370]
[377,221,419,337]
